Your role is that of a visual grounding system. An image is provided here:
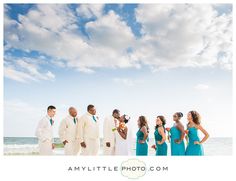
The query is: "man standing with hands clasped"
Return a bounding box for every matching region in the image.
[77,104,99,155]
[103,109,120,155]
[59,107,80,155]
[35,105,56,155]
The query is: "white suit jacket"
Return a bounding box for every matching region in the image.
[35,115,54,143]
[77,112,99,143]
[103,116,118,147]
[59,115,79,142]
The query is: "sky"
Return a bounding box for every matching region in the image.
[3,4,233,138]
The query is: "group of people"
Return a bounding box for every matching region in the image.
[136,112,209,156]
[35,104,209,156]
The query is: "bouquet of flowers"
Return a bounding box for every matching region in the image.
[112,115,130,132]
[151,145,156,150]
[165,127,171,143]
[165,128,171,132]
[112,122,126,132]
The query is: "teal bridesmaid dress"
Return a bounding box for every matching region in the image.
[185,127,204,155]
[136,128,148,156]
[154,127,167,156]
[170,126,185,155]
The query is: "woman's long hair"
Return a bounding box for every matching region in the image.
[138,116,149,133]
[155,115,166,131]
[189,111,201,125]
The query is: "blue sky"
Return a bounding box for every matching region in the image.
[4,4,232,137]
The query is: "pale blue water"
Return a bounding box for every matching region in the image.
[3,137,232,155]
[4,137,61,145]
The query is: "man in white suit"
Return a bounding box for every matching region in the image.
[35,105,56,155]
[103,109,120,155]
[77,104,99,155]
[59,107,80,155]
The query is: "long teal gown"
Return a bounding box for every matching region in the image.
[170,126,185,155]
[154,127,167,156]
[185,127,204,155]
[136,128,148,156]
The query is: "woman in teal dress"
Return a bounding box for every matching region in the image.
[153,116,167,156]
[136,116,149,156]
[185,111,209,156]
[169,112,185,155]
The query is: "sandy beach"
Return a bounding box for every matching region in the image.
[4,137,232,156]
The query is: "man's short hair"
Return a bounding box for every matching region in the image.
[87,104,95,111]
[47,105,56,111]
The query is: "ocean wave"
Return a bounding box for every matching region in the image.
[4,144,39,155]
[4,144,65,155]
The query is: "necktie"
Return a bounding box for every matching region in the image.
[50,118,53,126]
[73,117,76,124]
[92,115,97,122]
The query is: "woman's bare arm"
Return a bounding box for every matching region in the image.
[117,127,128,140]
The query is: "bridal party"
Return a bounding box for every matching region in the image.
[35,105,209,156]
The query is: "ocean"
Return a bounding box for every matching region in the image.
[3,137,232,156]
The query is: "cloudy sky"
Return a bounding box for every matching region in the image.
[4,4,232,137]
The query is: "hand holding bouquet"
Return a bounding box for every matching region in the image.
[165,127,171,132]
[165,127,171,143]
[151,145,156,150]
[112,122,126,132]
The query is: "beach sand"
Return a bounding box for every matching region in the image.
[4,137,232,156]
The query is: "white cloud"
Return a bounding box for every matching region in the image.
[4,4,232,80]
[82,10,138,69]
[4,66,37,83]
[4,4,91,75]
[76,4,104,18]
[194,84,210,90]
[62,10,139,72]
[86,10,134,49]
[134,4,232,70]
[21,4,77,33]
[4,56,55,83]
[4,5,89,61]
[45,71,55,79]
[4,5,137,74]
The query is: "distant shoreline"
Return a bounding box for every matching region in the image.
[3,137,233,156]
[3,136,233,139]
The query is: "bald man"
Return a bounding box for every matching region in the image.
[59,107,80,155]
